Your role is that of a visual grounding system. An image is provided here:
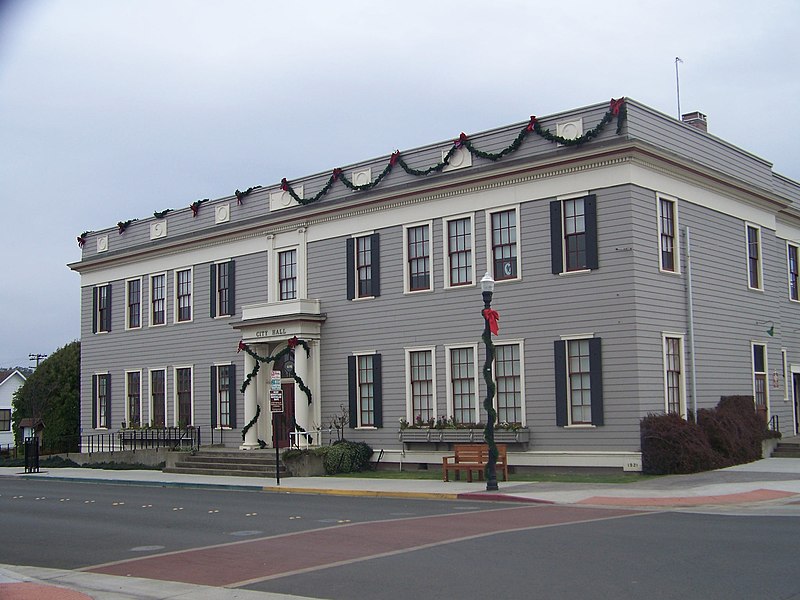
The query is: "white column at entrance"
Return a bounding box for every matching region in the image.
[294,342,310,441]
[241,348,260,450]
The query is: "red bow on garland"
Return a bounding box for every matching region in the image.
[610,97,625,116]
[237,341,247,353]
[280,178,289,192]
[482,308,500,335]
[390,151,400,166]
[526,115,537,132]
[287,336,299,349]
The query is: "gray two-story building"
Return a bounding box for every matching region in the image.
[69,97,800,471]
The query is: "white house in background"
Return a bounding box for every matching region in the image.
[0,369,26,448]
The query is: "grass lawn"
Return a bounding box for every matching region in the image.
[334,469,657,484]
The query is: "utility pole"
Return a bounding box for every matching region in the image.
[29,353,47,369]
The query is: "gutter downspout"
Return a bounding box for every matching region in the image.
[685,227,699,418]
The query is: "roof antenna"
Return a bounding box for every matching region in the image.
[675,57,683,118]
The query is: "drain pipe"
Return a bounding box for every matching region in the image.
[685,226,699,419]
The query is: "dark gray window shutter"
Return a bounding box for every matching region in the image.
[585,194,599,270]
[346,238,355,300]
[371,233,381,298]
[105,373,112,429]
[92,375,98,428]
[104,284,112,332]
[229,363,237,428]
[228,260,235,315]
[92,288,98,333]
[554,340,567,426]
[347,355,357,428]
[550,200,563,274]
[589,337,604,425]
[210,366,217,428]
[209,264,217,318]
[373,353,383,428]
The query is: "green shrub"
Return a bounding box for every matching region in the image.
[322,440,373,474]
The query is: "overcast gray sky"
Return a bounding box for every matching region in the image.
[1,0,798,368]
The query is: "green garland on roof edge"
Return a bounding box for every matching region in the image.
[77,99,626,247]
[190,198,209,217]
[280,98,626,205]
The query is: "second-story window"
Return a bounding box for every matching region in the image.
[93,284,112,333]
[659,198,677,272]
[747,224,762,290]
[127,279,141,329]
[151,274,166,326]
[788,243,799,301]
[406,224,431,292]
[563,198,586,272]
[491,209,518,280]
[279,249,297,300]
[176,269,192,322]
[447,217,473,286]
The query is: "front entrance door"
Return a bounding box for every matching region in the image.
[273,383,295,448]
[793,373,800,434]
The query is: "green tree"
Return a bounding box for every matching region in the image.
[12,341,80,452]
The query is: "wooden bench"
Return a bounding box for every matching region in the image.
[442,443,508,482]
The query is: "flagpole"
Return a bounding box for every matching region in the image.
[675,57,683,118]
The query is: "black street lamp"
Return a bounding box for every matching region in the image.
[480,272,499,491]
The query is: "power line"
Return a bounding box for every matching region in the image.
[29,353,48,369]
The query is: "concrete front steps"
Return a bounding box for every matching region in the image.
[163,448,289,478]
[771,437,800,458]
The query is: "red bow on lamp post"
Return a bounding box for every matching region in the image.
[482,308,500,335]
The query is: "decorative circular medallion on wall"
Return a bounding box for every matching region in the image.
[215,204,230,224]
[96,235,108,253]
[352,168,372,187]
[150,220,167,240]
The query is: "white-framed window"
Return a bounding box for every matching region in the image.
[213,363,234,428]
[93,372,110,429]
[149,368,167,428]
[445,344,479,424]
[444,215,475,288]
[174,366,193,427]
[174,268,193,323]
[92,283,112,333]
[487,206,520,282]
[125,370,142,428]
[746,224,763,291]
[403,222,433,293]
[348,352,381,428]
[782,348,789,402]
[278,249,297,301]
[150,273,167,327]
[494,341,524,424]
[211,260,235,317]
[126,278,142,329]
[555,335,603,427]
[550,194,598,274]
[788,243,799,301]
[0,409,10,432]
[657,195,679,273]
[752,342,768,417]
[406,347,436,423]
[662,334,686,417]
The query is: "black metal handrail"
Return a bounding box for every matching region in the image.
[769,414,780,432]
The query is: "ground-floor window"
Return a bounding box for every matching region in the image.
[495,343,523,424]
[348,353,382,428]
[408,348,435,423]
[150,369,166,428]
[0,409,10,432]
[175,367,193,426]
[126,371,141,428]
[448,345,477,424]
[94,373,110,429]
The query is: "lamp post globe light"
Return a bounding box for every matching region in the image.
[480,272,499,491]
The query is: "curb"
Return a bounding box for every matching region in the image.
[262,486,461,500]
[19,474,261,493]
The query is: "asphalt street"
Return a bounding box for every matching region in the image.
[2,477,800,599]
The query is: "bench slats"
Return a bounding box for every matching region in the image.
[442,443,509,482]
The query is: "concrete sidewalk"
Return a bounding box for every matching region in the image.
[2,459,799,599]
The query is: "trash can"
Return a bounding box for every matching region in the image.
[24,436,39,473]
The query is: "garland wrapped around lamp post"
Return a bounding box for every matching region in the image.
[237,337,313,442]
[480,272,500,491]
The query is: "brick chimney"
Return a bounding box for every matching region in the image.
[681,111,708,132]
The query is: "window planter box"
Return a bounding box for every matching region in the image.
[399,428,530,444]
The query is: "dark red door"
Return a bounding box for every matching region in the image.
[274,383,295,449]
